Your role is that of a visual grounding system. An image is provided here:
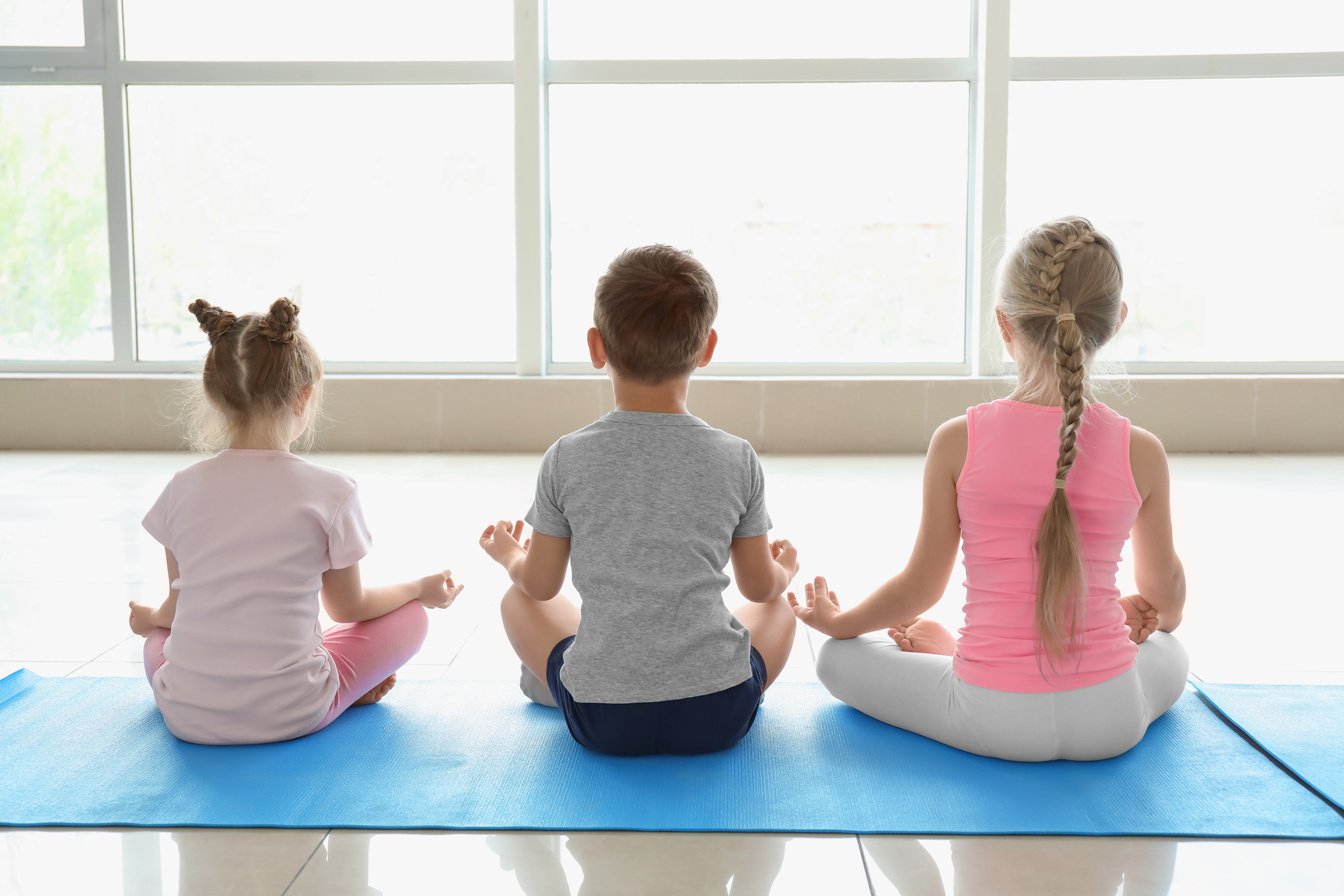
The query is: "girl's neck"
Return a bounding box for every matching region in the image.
[1008,357,1091,407]
[228,421,295,451]
[227,438,291,451]
[1005,384,1064,406]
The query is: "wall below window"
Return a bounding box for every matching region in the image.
[0,375,1340,453]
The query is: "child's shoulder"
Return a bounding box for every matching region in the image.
[561,412,752,447]
[1127,423,1167,467]
[929,414,969,478]
[546,413,757,469]
[175,450,357,494]
[284,453,360,494]
[932,413,969,440]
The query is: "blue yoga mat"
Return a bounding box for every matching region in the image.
[1192,682,1344,814]
[2,670,1342,837]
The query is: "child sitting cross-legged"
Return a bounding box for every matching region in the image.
[480,245,800,756]
[130,298,462,745]
[792,217,1189,762]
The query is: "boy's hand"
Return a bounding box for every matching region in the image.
[417,570,464,609]
[479,519,530,567]
[128,601,159,636]
[787,575,843,637]
[770,539,800,583]
[1119,594,1158,644]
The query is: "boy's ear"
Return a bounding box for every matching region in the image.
[1116,301,1129,335]
[697,328,718,368]
[587,327,608,370]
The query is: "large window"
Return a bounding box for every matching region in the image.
[548,83,968,368]
[1008,77,1344,365]
[0,85,110,360]
[128,85,515,363]
[2,1,1341,375]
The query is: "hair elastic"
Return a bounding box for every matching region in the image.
[1054,478,1067,489]
[1055,312,1076,323]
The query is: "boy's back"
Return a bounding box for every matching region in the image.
[527,410,769,703]
[483,243,798,755]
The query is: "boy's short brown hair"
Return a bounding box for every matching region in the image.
[593,245,719,384]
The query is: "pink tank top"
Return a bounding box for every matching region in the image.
[953,399,1141,693]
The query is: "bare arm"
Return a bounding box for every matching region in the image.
[321,564,462,624]
[1127,426,1186,632]
[729,536,799,603]
[479,519,571,602]
[129,549,181,635]
[790,418,965,639]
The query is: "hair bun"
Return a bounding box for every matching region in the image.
[258,297,301,344]
[187,299,238,344]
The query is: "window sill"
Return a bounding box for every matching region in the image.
[0,374,1340,453]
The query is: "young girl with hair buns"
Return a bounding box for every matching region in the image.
[792,216,1189,761]
[128,298,462,744]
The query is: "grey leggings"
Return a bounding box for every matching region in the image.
[815,632,1189,761]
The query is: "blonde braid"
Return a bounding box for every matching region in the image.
[1031,221,1097,666]
[995,217,1124,668]
[1045,227,1097,487]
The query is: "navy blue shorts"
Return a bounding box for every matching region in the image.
[545,636,767,757]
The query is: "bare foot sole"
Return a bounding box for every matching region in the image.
[354,673,397,706]
[887,618,956,656]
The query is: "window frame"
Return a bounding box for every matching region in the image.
[1,0,1341,376]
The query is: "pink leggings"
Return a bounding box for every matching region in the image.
[143,601,429,735]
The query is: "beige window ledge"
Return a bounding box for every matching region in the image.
[0,375,1341,453]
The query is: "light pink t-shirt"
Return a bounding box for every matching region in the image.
[953,400,1141,693]
[142,449,371,744]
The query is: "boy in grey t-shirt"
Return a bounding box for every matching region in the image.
[480,245,800,756]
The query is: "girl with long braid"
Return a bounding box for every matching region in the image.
[128,298,462,744]
[791,217,1189,761]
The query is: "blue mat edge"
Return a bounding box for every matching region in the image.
[0,668,40,709]
[2,669,1342,838]
[1190,681,1344,817]
[7,820,1340,839]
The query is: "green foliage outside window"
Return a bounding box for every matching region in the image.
[0,92,110,355]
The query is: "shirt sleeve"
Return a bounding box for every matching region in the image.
[524,441,572,538]
[327,483,373,570]
[141,478,175,551]
[733,443,773,538]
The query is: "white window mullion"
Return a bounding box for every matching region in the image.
[83,0,105,61]
[514,0,547,376]
[546,57,974,84]
[972,0,1010,376]
[1012,52,1344,81]
[100,0,135,364]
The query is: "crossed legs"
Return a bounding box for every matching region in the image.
[499,586,797,704]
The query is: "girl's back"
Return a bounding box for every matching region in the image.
[143,448,368,743]
[955,399,1140,692]
[799,216,1188,761]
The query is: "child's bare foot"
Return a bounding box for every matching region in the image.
[354,674,397,705]
[887,618,956,656]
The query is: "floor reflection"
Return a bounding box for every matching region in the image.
[866,836,1177,896]
[486,832,787,896]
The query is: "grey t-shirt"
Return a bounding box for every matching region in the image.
[525,410,772,704]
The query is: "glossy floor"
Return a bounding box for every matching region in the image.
[1,451,1341,895]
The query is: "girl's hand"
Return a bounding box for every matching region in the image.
[479,519,530,567]
[787,575,844,637]
[770,538,800,583]
[1119,594,1159,644]
[417,570,464,610]
[128,601,160,636]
